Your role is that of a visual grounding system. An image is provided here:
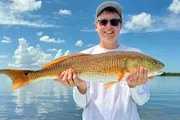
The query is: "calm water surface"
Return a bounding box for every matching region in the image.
[0,76,180,120]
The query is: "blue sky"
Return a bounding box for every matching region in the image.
[0,0,180,72]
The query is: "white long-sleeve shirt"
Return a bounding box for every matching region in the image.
[73,44,150,120]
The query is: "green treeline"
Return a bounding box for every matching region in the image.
[159,72,180,76]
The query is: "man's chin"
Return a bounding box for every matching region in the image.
[102,39,117,43]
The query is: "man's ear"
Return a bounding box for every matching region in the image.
[95,23,98,31]
[119,23,122,30]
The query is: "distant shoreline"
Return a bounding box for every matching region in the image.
[158,72,180,76]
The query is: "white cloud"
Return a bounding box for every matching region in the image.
[0,55,8,58]
[0,1,56,28]
[86,44,94,47]
[120,28,129,34]
[3,36,10,40]
[40,35,65,43]
[54,49,70,59]
[54,49,62,59]
[36,31,43,36]
[10,0,42,12]
[0,54,8,64]
[64,50,70,56]
[122,14,180,33]
[75,40,83,47]
[168,0,180,14]
[8,38,52,68]
[1,36,12,43]
[121,1,180,33]
[80,29,95,32]
[48,48,58,52]
[125,12,152,31]
[0,18,55,28]
[158,14,180,31]
[58,9,72,15]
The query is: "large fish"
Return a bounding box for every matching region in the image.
[0,51,165,91]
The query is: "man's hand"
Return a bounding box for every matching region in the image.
[56,68,87,94]
[126,66,154,88]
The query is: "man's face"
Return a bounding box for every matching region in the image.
[95,11,122,44]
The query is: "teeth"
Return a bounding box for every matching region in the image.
[105,31,114,34]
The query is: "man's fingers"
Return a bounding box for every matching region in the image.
[57,71,65,83]
[132,69,138,86]
[62,70,68,81]
[72,70,86,87]
[56,68,84,87]
[143,68,148,84]
[67,69,75,87]
[137,66,144,85]
[72,70,80,84]
[127,67,153,88]
[61,70,70,87]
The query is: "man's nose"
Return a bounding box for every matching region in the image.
[106,21,112,28]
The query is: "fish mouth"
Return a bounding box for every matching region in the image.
[156,71,164,75]
[148,71,164,77]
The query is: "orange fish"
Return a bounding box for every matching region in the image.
[0,51,165,91]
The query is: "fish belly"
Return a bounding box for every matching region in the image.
[79,73,129,83]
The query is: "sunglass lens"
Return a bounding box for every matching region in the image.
[110,19,120,26]
[99,20,108,26]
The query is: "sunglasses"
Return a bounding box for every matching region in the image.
[97,19,121,26]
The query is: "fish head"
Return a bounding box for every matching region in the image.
[124,53,165,75]
[143,55,165,73]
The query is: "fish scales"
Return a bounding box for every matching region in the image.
[0,51,165,91]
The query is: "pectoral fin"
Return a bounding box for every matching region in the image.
[104,70,127,90]
[118,70,126,82]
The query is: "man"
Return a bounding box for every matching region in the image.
[57,1,153,120]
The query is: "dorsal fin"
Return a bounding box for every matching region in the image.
[42,53,90,69]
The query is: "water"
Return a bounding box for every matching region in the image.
[0,76,180,120]
[139,77,180,120]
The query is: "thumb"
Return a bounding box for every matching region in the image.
[126,74,132,82]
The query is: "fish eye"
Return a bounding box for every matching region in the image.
[153,61,157,65]
[24,72,28,76]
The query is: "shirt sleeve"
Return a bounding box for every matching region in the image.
[128,49,150,105]
[73,81,91,108]
[130,82,150,106]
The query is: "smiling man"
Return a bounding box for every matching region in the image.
[57,1,153,120]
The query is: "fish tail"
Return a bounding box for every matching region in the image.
[0,69,30,91]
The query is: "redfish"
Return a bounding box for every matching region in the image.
[0,51,165,91]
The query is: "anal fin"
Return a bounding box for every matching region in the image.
[104,81,117,90]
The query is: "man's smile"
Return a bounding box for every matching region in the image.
[104,30,115,36]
